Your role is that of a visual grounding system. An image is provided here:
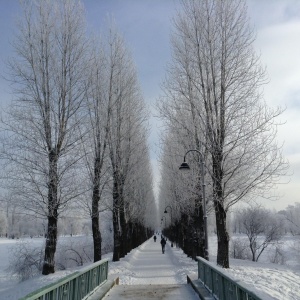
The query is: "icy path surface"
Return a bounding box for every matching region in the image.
[108,238,198,285]
[103,284,198,299]
[104,238,199,299]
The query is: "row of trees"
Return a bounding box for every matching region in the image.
[157,0,288,268]
[0,0,155,275]
[278,203,300,236]
[232,204,300,237]
[0,202,93,238]
[160,203,299,264]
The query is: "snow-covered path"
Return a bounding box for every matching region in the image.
[104,238,199,299]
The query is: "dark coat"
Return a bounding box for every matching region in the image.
[161,238,166,246]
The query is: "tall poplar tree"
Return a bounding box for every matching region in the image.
[3,0,88,274]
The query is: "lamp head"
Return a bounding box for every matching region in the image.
[164,209,167,214]
[179,161,190,171]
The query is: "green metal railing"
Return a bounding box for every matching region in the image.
[196,257,263,300]
[20,258,109,300]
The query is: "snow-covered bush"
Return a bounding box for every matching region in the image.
[55,234,113,270]
[288,238,300,264]
[7,235,113,279]
[7,240,44,281]
[238,206,284,261]
[230,237,250,260]
[102,239,113,255]
[268,245,286,265]
[55,236,93,270]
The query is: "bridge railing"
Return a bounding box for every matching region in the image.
[20,258,109,300]
[196,256,263,300]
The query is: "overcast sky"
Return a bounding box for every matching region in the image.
[0,0,299,211]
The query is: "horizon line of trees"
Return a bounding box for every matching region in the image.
[0,0,156,275]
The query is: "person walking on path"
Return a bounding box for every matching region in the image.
[161,236,166,254]
[153,235,157,242]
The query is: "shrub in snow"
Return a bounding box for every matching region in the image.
[288,238,300,263]
[55,235,113,270]
[268,244,286,265]
[102,240,113,255]
[55,236,93,270]
[230,238,251,260]
[7,235,113,278]
[7,240,44,281]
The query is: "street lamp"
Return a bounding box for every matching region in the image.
[179,149,209,261]
[164,205,173,224]
[164,206,173,247]
[161,216,167,228]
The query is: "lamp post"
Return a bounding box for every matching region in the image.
[161,216,166,228]
[164,205,173,247]
[179,149,209,261]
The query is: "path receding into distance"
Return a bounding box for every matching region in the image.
[103,237,199,299]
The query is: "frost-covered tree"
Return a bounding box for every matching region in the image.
[240,206,283,262]
[280,203,300,236]
[2,0,88,274]
[104,27,153,261]
[79,36,111,262]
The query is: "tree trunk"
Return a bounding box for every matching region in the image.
[42,150,58,275]
[131,223,138,248]
[126,222,133,252]
[92,192,102,262]
[215,201,229,268]
[250,243,256,262]
[119,203,127,258]
[112,210,121,261]
[42,215,58,275]
[92,156,102,262]
[195,195,206,258]
[92,214,102,262]
[213,150,229,268]
[112,175,121,262]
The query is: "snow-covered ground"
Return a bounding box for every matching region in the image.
[0,235,299,300]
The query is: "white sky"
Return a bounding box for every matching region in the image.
[0,0,299,210]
